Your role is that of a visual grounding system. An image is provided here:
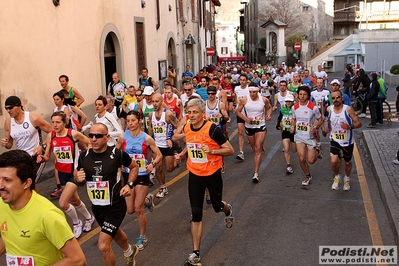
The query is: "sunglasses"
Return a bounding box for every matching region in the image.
[88,133,107,139]
[136,94,142,97]
[4,106,15,110]
[331,96,341,100]
[184,89,192,92]
[207,92,216,95]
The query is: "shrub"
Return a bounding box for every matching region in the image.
[390,64,399,74]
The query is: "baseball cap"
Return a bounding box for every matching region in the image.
[233,68,237,72]
[282,62,285,65]
[285,94,295,102]
[330,79,341,85]
[142,86,154,96]
[5,96,22,107]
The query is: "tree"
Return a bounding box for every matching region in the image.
[285,33,306,46]
[265,0,307,37]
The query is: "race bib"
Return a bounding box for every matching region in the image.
[187,143,208,163]
[153,122,165,135]
[261,87,268,94]
[316,100,323,107]
[209,114,220,125]
[53,146,73,164]
[6,254,34,266]
[296,122,309,132]
[125,154,146,174]
[333,130,347,141]
[250,116,263,126]
[225,90,232,96]
[87,181,110,206]
[282,117,292,130]
[144,117,150,129]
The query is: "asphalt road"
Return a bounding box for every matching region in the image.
[1,74,398,265]
[2,108,397,266]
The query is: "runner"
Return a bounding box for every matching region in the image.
[0,150,86,266]
[75,123,139,266]
[273,80,295,111]
[328,90,362,191]
[276,94,297,174]
[234,74,249,161]
[94,95,123,146]
[1,96,52,184]
[116,110,163,251]
[59,74,85,107]
[148,93,180,198]
[38,111,95,239]
[174,98,234,266]
[290,86,323,186]
[236,83,272,182]
[310,77,330,157]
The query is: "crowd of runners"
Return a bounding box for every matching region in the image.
[1,61,378,266]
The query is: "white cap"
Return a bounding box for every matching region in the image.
[233,68,237,72]
[330,79,341,85]
[282,62,285,65]
[285,94,295,102]
[143,86,154,96]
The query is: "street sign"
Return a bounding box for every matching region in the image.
[206,47,215,56]
[294,42,301,51]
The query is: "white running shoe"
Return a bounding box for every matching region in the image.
[301,176,312,186]
[224,204,234,228]
[331,176,341,190]
[358,113,367,118]
[286,166,293,175]
[343,177,351,191]
[145,193,155,212]
[252,172,259,183]
[73,220,83,238]
[83,215,95,232]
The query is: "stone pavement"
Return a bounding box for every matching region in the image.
[363,128,399,243]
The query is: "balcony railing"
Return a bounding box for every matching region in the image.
[334,10,357,22]
[355,10,399,22]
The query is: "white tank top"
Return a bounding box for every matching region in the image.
[152,110,168,148]
[244,96,266,129]
[206,101,221,126]
[10,112,40,156]
[259,80,270,97]
[329,105,354,146]
[277,92,290,108]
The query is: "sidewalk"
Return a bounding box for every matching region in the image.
[363,128,399,244]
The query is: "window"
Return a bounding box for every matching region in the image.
[221,47,228,55]
[135,22,147,74]
[302,5,309,12]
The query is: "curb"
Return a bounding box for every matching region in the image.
[362,130,399,245]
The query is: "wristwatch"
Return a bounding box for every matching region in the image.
[127,182,134,189]
[152,161,157,167]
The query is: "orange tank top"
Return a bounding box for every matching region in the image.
[184,120,223,176]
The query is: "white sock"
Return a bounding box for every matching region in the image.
[65,204,79,224]
[335,174,341,180]
[344,176,350,182]
[75,201,92,220]
[123,244,132,256]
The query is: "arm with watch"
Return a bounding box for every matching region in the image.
[120,151,139,196]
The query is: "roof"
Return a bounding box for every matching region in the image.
[260,19,287,28]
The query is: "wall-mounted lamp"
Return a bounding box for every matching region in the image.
[141,0,146,8]
[213,11,217,15]
[169,5,172,11]
[53,0,60,6]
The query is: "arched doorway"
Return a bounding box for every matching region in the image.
[104,34,116,90]
[100,25,124,94]
[167,37,177,86]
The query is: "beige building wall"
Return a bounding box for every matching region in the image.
[0,1,179,152]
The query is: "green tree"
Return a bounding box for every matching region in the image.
[285,33,306,46]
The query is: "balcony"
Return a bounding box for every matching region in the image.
[334,10,357,22]
[355,10,399,22]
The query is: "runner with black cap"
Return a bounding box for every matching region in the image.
[1,95,52,183]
